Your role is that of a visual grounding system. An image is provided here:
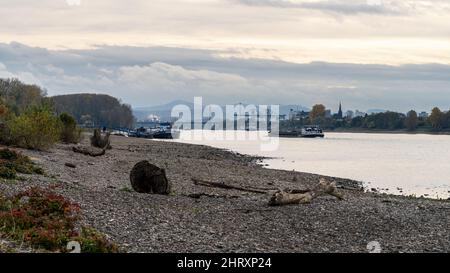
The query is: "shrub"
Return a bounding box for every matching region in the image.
[0,165,17,179]
[7,106,62,150]
[59,113,82,144]
[0,187,119,253]
[0,148,44,179]
[74,227,119,253]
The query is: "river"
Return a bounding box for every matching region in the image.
[175,130,450,199]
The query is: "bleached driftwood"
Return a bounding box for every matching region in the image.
[192,178,268,194]
[191,177,344,205]
[268,179,344,206]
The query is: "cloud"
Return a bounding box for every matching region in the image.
[0,63,15,78]
[232,0,450,15]
[233,0,401,15]
[1,42,450,112]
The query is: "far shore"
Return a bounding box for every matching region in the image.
[327,128,450,136]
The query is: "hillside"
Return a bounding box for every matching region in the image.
[52,94,135,129]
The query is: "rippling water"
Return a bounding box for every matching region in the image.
[175,130,450,199]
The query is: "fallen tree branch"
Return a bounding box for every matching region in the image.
[72,146,106,157]
[268,179,344,206]
[191,178,268,194]
[184,193,239,199]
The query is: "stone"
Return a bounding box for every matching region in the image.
[130,160,171,194]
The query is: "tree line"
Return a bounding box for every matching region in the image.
[1,79,135,129]
[282,104,450,132]
[52,94,135,129]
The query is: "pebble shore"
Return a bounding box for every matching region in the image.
[1,136,449,253]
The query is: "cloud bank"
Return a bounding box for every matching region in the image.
[1,42,449,113]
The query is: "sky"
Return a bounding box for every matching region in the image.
[1,0,450,112]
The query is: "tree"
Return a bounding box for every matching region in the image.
[0,79,46,115]
[429,107,444,130]
[7,106,62,150]
[405,110,418,131]
[309,104,326,121]
[60,112,82,144]
[52,94,135,129]
[444,110,450,129]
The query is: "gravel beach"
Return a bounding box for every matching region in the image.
[1,136,449,253]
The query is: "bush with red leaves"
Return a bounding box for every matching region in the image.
[0,187,118,252]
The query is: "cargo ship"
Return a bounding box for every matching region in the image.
[272,125,324,138]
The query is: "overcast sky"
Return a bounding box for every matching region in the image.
[1,0,450,112]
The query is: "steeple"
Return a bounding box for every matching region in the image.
[338,102,343,119]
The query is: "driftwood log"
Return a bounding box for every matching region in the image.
[191,177,344,206]
[268,179,344,206]
[65,162,76,168]
[130,161,171,194]
[192,178,267,194]
[90,129,111,149]
[72,146,106,157]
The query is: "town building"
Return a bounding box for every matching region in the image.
[419,111,429,119]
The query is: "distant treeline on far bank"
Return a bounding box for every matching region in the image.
[282,104,450,133]
[0,78,135,129]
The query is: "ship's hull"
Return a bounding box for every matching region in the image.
[300,134,324,138]
[152,131,181,139]
[272,131,325,138]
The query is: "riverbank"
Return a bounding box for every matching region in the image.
[1,136,449,253]
[329,128,450,135]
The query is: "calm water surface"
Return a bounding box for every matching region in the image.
[175,130,450,199]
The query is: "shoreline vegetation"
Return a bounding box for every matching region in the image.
[281,104,450,134]
[1,136,449,253]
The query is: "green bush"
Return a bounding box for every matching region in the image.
[0,148,45,179]
[7,106,62,150]
[0,165,17,179]
[59,112,82,144]
[74,227,119,253]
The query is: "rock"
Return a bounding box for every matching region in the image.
[130,160,171,194]
[65,163,76,168]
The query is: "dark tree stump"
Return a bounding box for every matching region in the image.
[90,129,111,149]
[130,161,171,194]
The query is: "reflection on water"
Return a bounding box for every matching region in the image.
[176,130,450,199]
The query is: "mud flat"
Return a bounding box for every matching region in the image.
[1,136,449,253]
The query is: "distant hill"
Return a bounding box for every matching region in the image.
[134,100,194,122]
[133,100,309,122]
[52,94,135,129]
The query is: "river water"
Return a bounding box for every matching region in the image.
[175,130,450,199]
